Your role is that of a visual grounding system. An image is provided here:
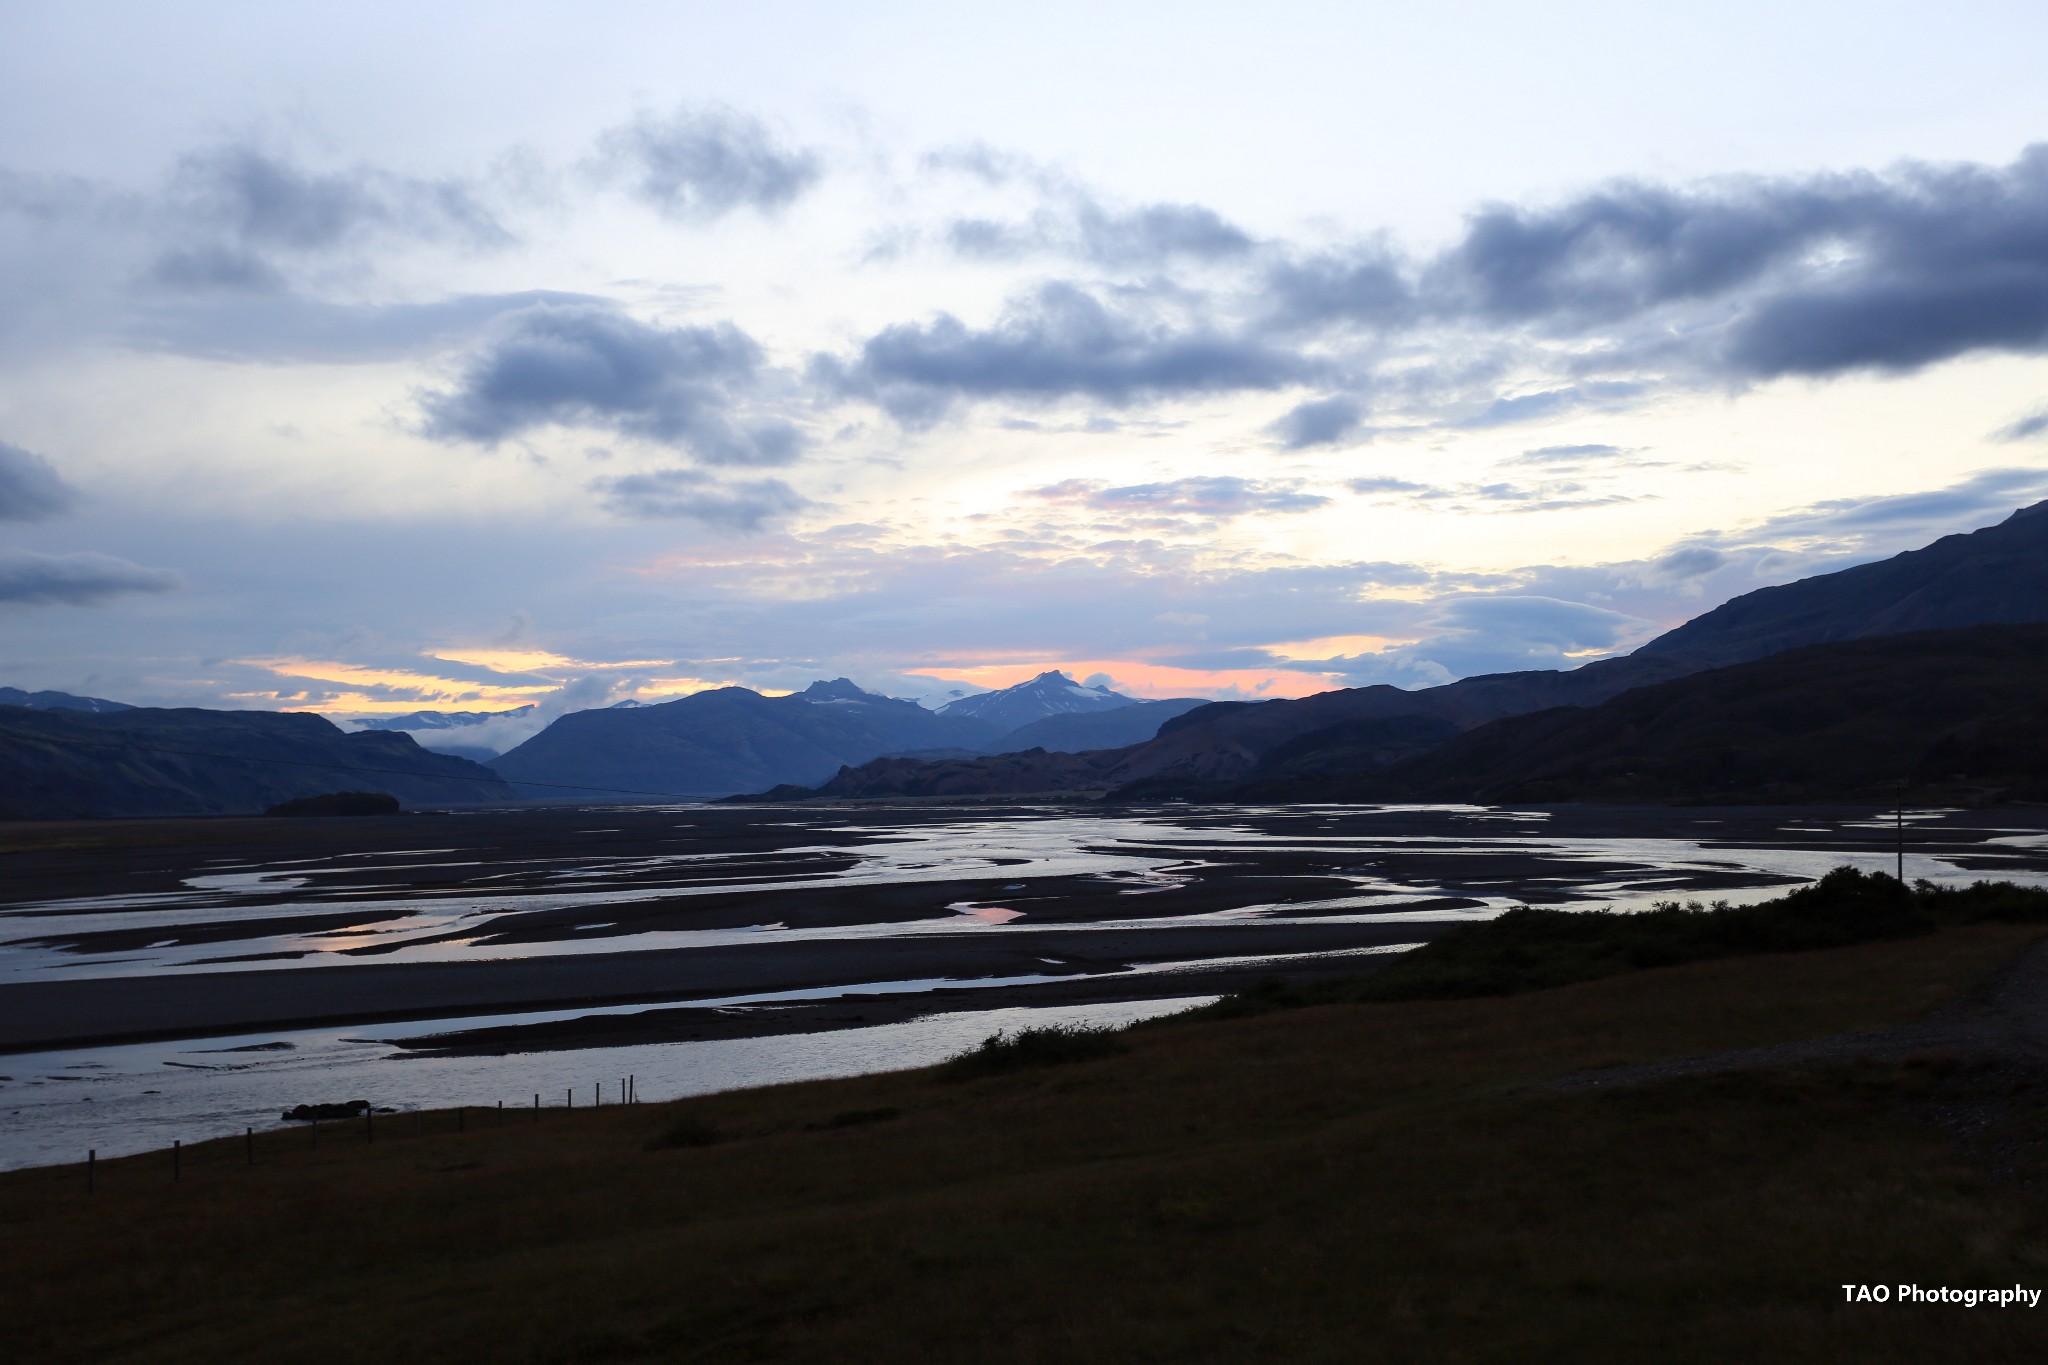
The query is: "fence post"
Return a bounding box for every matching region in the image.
[533,1093,540,1122]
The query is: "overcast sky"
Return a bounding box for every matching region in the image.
[3,0,2046,723]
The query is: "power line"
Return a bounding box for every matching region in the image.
[0,724,716,803]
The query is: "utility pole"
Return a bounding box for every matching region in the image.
[1896,781,1906,883]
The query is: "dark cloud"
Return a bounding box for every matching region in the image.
[826,282,1321,420]
[0,442,79,521]
[1431,180,1847,328]
[1650,546,1726,581]
[143,245,287,294]
[924,143,1252,269]
[948,201,1253,268]
[1261,248,1413,331]
[589,467,806,530]
[1432,146,2048,378]
[153,146,510,289]
[0,549,181,606]
[597,105,821,221]
[1031,476,1328,517]
[1272,396,1366,449]
[1994,408,2048,442]
[420,303,801,465]
[868,143,2048,437]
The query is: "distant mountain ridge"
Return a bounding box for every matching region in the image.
[743,501,2048,803]
[987,697,1208,754]
[353,705,536,732]
[486,671,1213,799]
[490,679,1006,797]
[0,687,135,714]
[20,504,2048,812]
[0,705,514,818]
[935,671,1134,732]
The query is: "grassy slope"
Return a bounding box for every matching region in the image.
[1383,623,2048,805]
[7,922,2048,1363]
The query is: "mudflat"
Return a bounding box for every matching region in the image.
[5,801,2045,1055]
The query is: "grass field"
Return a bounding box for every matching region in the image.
[7,921,2047,1362]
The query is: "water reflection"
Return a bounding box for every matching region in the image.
[6,804,2042,980]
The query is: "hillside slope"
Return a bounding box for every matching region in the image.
[935,671,1137,733]
[491,680,1001,797]
[0,706,512,818]
[1638,501,2048,668]
[1338,623,2048,804]
[985,697,1207,754]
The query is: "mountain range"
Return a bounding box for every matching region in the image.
[0,706,513,819]
[755,500,2048,803]
[352,705,537,732]
[933,671,1135,731]
[490,679,1004,798]
[10,502,2048,816]
[0,687,135,714]
[486,675,1202,798]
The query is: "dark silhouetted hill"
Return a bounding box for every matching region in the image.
[0,706,514,819]
[1314,624,2048,805]
[986,698,1207,754]
[730,747,1130,802]
[265,791,402,817]
[490,679,1002,798]
[1636,501,2048,668]
[0,686,134,714]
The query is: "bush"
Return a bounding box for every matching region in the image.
[1185,867,2048,1019]
[937,1024,1128,1082]
[647,1114,723,1149]
[812,1107,903,1130]
[264,791,400,817]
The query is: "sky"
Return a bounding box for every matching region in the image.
[2,0,2046,743]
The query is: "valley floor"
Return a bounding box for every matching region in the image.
[8,920,2048,1362]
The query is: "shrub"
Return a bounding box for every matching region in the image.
[264,791,400,817]
[1185,868,2048,1018]
[813,1107,903,1130]
[647,1115,723,1149]
[937,1024,1127,1082]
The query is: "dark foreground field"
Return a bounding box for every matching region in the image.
[7,920,2047,1362]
